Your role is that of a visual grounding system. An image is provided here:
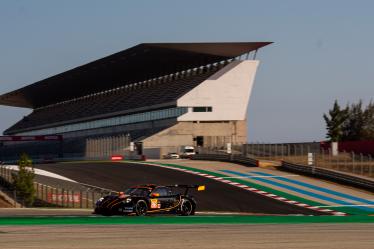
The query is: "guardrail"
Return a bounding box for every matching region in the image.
[192,153,258,167]
[0,165,115,208]
[281,161,374,192]
[33,182,112,209]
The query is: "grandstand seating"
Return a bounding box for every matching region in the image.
[6,64,223,134]
[0,42,270,160]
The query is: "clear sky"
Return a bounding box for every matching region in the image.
[0,0,373,143]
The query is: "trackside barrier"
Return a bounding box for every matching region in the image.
[242,143,374,178]
[32,182,115,208]
[33,181,112,208]
[192,154,259,167]
[0,165,115,208]
[281,161,374,192]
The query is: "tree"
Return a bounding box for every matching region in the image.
[12,153,35,206]
[326,100,374,141]
[342,101,365,141]
[362,101,374,140]
[323,100,348,142]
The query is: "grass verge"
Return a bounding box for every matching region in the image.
[0,215,373,226]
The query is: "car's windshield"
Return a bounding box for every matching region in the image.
[124,188,150,196]
[184,149,194,153]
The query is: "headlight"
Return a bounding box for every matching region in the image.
[125,198,132,203]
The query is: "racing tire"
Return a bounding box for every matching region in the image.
[102,209,113,216]
[180,199,194,216]
[135,200,148,216]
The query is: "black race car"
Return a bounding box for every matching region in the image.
[94,184,205,216]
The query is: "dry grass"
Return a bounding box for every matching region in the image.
[254,154,374,178]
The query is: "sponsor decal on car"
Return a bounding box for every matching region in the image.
[150,198,159,209]
[122,207,133,212]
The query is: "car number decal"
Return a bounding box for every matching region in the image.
[150,199,159,209]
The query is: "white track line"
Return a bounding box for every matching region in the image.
[4,165,77,182]
[196,211,250,215]
[315,204,374,208]
[219,175,299,179]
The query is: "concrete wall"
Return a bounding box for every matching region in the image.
[85,135,131,158]
[141,59,258,158]
[177,60,259,121]
[142,120,247,158]
[143,147,162,159]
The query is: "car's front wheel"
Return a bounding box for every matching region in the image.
[180,199,194,216]
[135,200,148,216]
[102,209,113,216]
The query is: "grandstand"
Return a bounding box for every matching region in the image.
[0,42,271,160]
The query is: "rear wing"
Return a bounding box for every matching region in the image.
[167,184,206,195]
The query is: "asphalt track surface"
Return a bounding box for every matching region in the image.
[35,162,323,215]
[1,224,373,249]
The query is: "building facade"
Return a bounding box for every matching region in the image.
[0,42,271,160]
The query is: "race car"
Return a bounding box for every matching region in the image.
[94,184,205,216]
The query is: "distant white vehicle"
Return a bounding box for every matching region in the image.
[163,153,180,159]
[180,146,196,158]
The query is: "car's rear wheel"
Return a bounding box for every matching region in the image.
[135,200,148,216]
[180,199,194,216]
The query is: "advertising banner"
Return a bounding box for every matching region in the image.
[0,135,63,142]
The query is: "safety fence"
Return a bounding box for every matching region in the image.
[0,165,115,208]
[282,161,374,192]
[242,142,321,159]
[242,143,374,178]
[192,153,258,167]
[33,182,114,209]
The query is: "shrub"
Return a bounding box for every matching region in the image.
[12,153,35,206]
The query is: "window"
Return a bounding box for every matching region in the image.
[18,107,188,136]
[125,188,150,197]
[196,136,204,146]
[192,106,213,112]
[151,187,170,197]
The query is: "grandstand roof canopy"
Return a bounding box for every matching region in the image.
[0,42,271,109]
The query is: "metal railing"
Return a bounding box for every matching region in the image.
[193,147,258,167]
[0,165,115,208]
[243,143,374,178]
[282,161,374,192]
